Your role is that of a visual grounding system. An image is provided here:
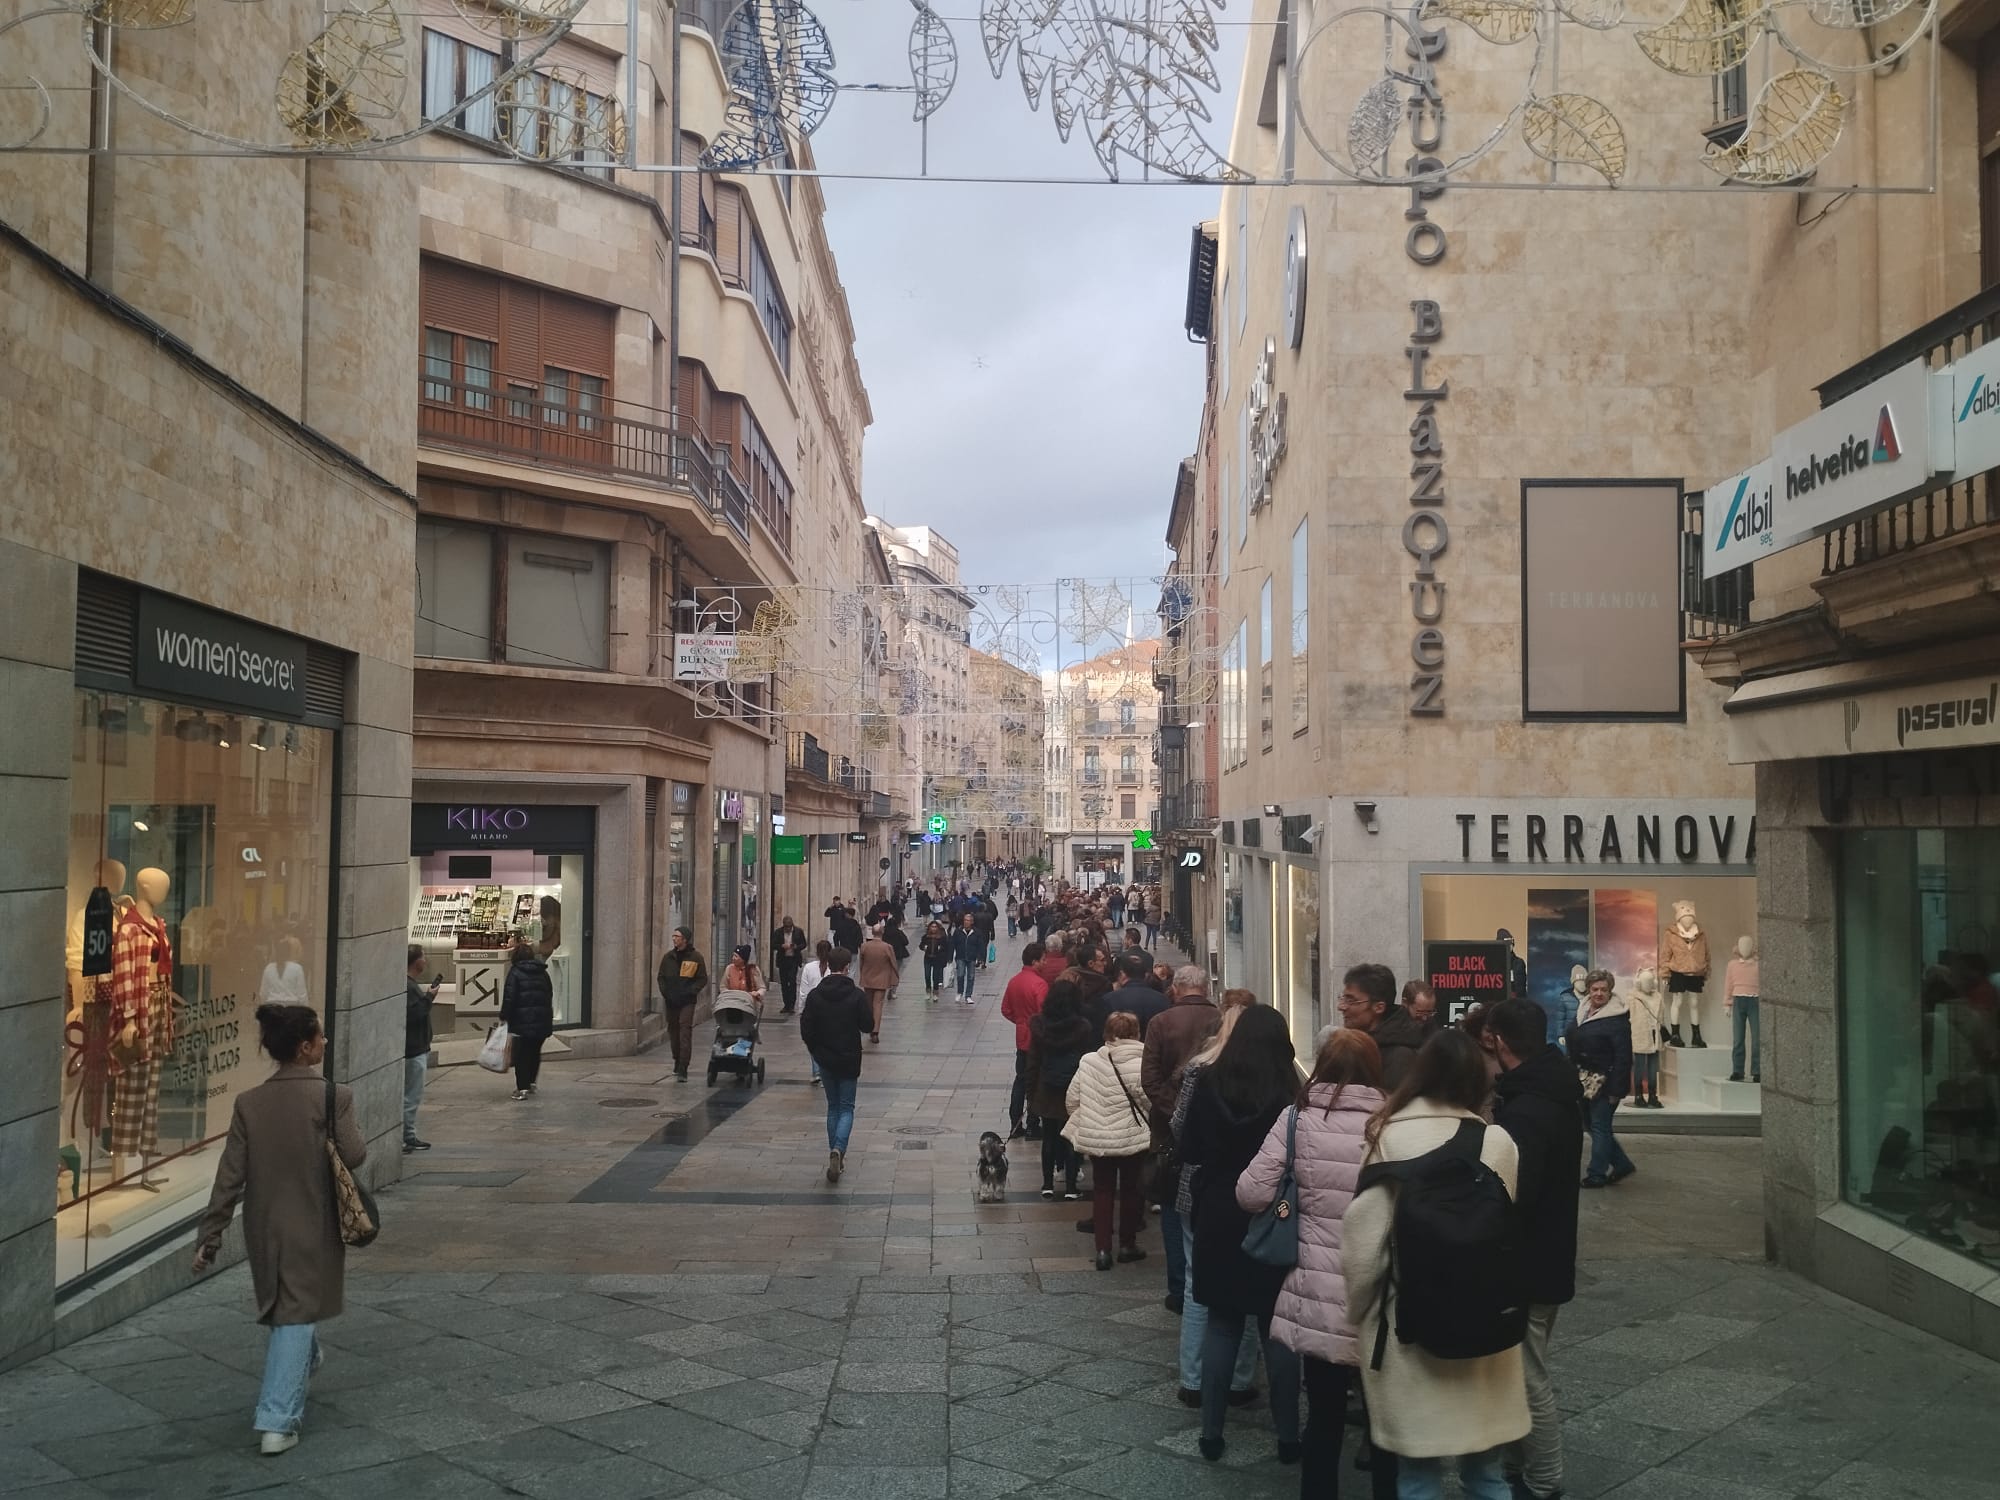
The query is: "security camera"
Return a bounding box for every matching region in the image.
[1300,822,1323,849]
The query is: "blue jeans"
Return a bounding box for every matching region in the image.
[824,1076,858,1155]
[955,958,976,998]
[1178,1218,1258,1391]
[924,959,946,992]
[401,1056,426,1143]
[1160,1202,1186,1299]
[254,1324,319,1434]
[1731,995,1760,1076]
[1396,1448,1512,1500]
[1201,1313,1295,1444]
[1007,916,1017,937]
[1585,1094,1635,1183]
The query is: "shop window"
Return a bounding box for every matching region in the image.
[1840,829,2000,1266]
[61,692,333,1285]
[1259,577,1274,754]
[416,520,495,660]
[1291,518,1309,732]
[505,533,610,670]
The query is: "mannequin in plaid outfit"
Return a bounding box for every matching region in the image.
[109,867,175,1188]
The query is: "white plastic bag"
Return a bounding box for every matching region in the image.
[478,1022,510,1074]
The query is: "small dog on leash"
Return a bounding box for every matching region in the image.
[975,1131,1009,1203]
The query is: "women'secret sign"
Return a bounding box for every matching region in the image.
[1402,2,1449,718]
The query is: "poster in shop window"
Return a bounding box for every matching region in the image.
[1593,889,1659,995]
[1424,941,1512,1024]
[1527,888,1590,1047]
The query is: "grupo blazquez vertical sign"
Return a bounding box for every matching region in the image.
[1402,3,1449,717]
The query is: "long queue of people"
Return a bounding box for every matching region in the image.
[1005,933,1603,1500]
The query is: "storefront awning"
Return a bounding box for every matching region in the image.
[1723,637,2000,762]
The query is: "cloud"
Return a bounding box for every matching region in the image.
[804,1,1250,588]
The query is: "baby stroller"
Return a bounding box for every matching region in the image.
[706,990,766,1086]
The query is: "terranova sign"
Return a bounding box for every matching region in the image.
[1703,358,1944,579]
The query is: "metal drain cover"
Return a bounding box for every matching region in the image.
[599,1097,657,1108]
[896,1140,931,1151]
[889,1125,949,1137]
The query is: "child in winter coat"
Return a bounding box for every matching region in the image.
[1064,1012,1154,1269]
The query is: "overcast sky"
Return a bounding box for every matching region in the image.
[805,2,1250,590]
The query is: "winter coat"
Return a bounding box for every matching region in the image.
[405,978,433,1059]
[1086,982,1168,1044]
[1627,984,1665,1056]
[920,930,951,965]
[197,1066,365,1326]
[1066,967,1113,1016]
[1025,1011,1095,1121]
[885,923,909,963]
[723,959,765,999]
[856,938,899,992]
[799,973,872,1081]
[1063,1039,1153,1157]
[949,925,985,965]
[1368,1005,1428,1090]
[1492,1046,1585,1307]
[1141,996,1221,1134]
[1568,997,1634,1100]
[772,925,807,971]
[1182,1075,1291,1318]
[1344,1103,1529,1460]
[1236,1081,1386,1366]
[1662,923,1710,979]
[658,946,709,1011]
[1000,966,1049,1050]
[500,957,555,1040]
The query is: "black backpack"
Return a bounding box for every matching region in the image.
[1354,1119,1529,1368]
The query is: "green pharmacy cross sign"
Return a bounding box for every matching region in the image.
[927,814,949,836]
[1131,829,1155,851]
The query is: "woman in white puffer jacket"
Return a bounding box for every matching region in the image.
[1065,1012,1154,1271]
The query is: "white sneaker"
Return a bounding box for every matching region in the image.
[259,1432,299,1456]
[509,1089,528,1101]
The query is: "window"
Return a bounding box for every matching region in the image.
[747,229,792,371]
[1259,577,1274,753]
[507,534,609,669]
[1235,186,1249,336]
[421,328,495,411]
[422,30,499,140]
[421,29,615,180]
[1291,518,1309,732]
[1121,794,1137,820]
[1219,275,1230,398]
[1240,401,1252,546]
[1119,699,1135,731]
[1839,829,2000,1272]
[416,521,495,660]
[542,366,606,433]
[1221,469,1231,585]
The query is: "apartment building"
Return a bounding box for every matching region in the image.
[868,520,974,875]
[1157,454,1220,965]
[408,1,891,1046]
[1674,6,2000,1360]
[1046,640,1162,887]
[965,650,1047,865]
[1188,0,1756,1056]
[0,9,416,1361]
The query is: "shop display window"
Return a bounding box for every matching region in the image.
[407,849,585,1032]
[1840,830,2000,1268]
[1222,852,1245,991]
[1289,865,1321,1041]
[61,691,333,1286]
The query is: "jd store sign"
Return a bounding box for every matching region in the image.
[1703,357,1943,579]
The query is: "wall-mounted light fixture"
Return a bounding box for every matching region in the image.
[1263,803,1283,817]
[1353,800,1380,835]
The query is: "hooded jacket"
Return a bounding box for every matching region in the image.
[1568,994,1634,1100]
[1141,995,1220,1134]
[1662,923,1710,979]
[1024,1010,1095,1121]
[1181,1073,1291,1319]
[1237,1080,1387,1366]
[1063,1039,1153,1157]
[1492,1045,1585,1306]
[799,972,872,1081]
[658,945,708,1011]
[1367,1004,1428,1090]
[1000,965,1048,1051]
[500,957,554,1040]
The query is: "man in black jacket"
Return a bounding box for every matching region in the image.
[799,947,872,1184]
[772,917,807,1014]
[1334,963,1427,1088]
[657,927,709,1081]
[1489,996,1584,1500]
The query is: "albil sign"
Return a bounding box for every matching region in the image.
[1703,358,1944,579]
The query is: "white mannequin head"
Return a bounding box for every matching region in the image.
[1737,934,1756,959]
[134,867,170,912]
[1569,963,1588,998]
[1673,899,1698,930]
[1636,965,1658,995]
[94,858,128,893]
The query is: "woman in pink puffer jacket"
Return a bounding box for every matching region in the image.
[1237,1029,1391,1500]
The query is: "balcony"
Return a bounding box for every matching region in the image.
[786,730,830,782]
[418,368,787,555]
[1081,768,1103,785]
[1162,779,1213,831]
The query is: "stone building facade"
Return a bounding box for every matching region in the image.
[1046,640,1162,888]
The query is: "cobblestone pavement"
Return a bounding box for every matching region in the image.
[6,950,2000,1499]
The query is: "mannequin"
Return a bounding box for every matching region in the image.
[63,860,128,1191]
[1661,900,1711,1048]
[1627,966,1665,1108]
[65,859,129,1021]
[1563,964,1588,1045]
[1726,934,1760,1083]
[108,867,174,1190]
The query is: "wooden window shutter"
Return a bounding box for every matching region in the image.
[677,358,704,434]
[542,36,618,96]
[715,184,744,286]
[678,133,702,235]
[539,289,615,377]
[421,257,502,337]
[498,280,541,384]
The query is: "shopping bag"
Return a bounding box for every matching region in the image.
[986,941,997,964]
[478,1022,510,1073]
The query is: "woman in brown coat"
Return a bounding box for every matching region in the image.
[193,1003,366,1457]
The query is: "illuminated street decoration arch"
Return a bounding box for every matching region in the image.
[701,0,839,170]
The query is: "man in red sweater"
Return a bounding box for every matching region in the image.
[1002,942,1054,1139]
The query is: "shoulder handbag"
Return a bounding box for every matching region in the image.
[324,1079,380,1248]
[1241,1107,1300,1268]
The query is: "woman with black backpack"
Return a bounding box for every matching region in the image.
[1024,980,1093,1199]
[1343,1029,1528,1500]
[1180,1005,1302,1463]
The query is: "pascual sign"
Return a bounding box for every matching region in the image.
[1703,358,1941,578]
